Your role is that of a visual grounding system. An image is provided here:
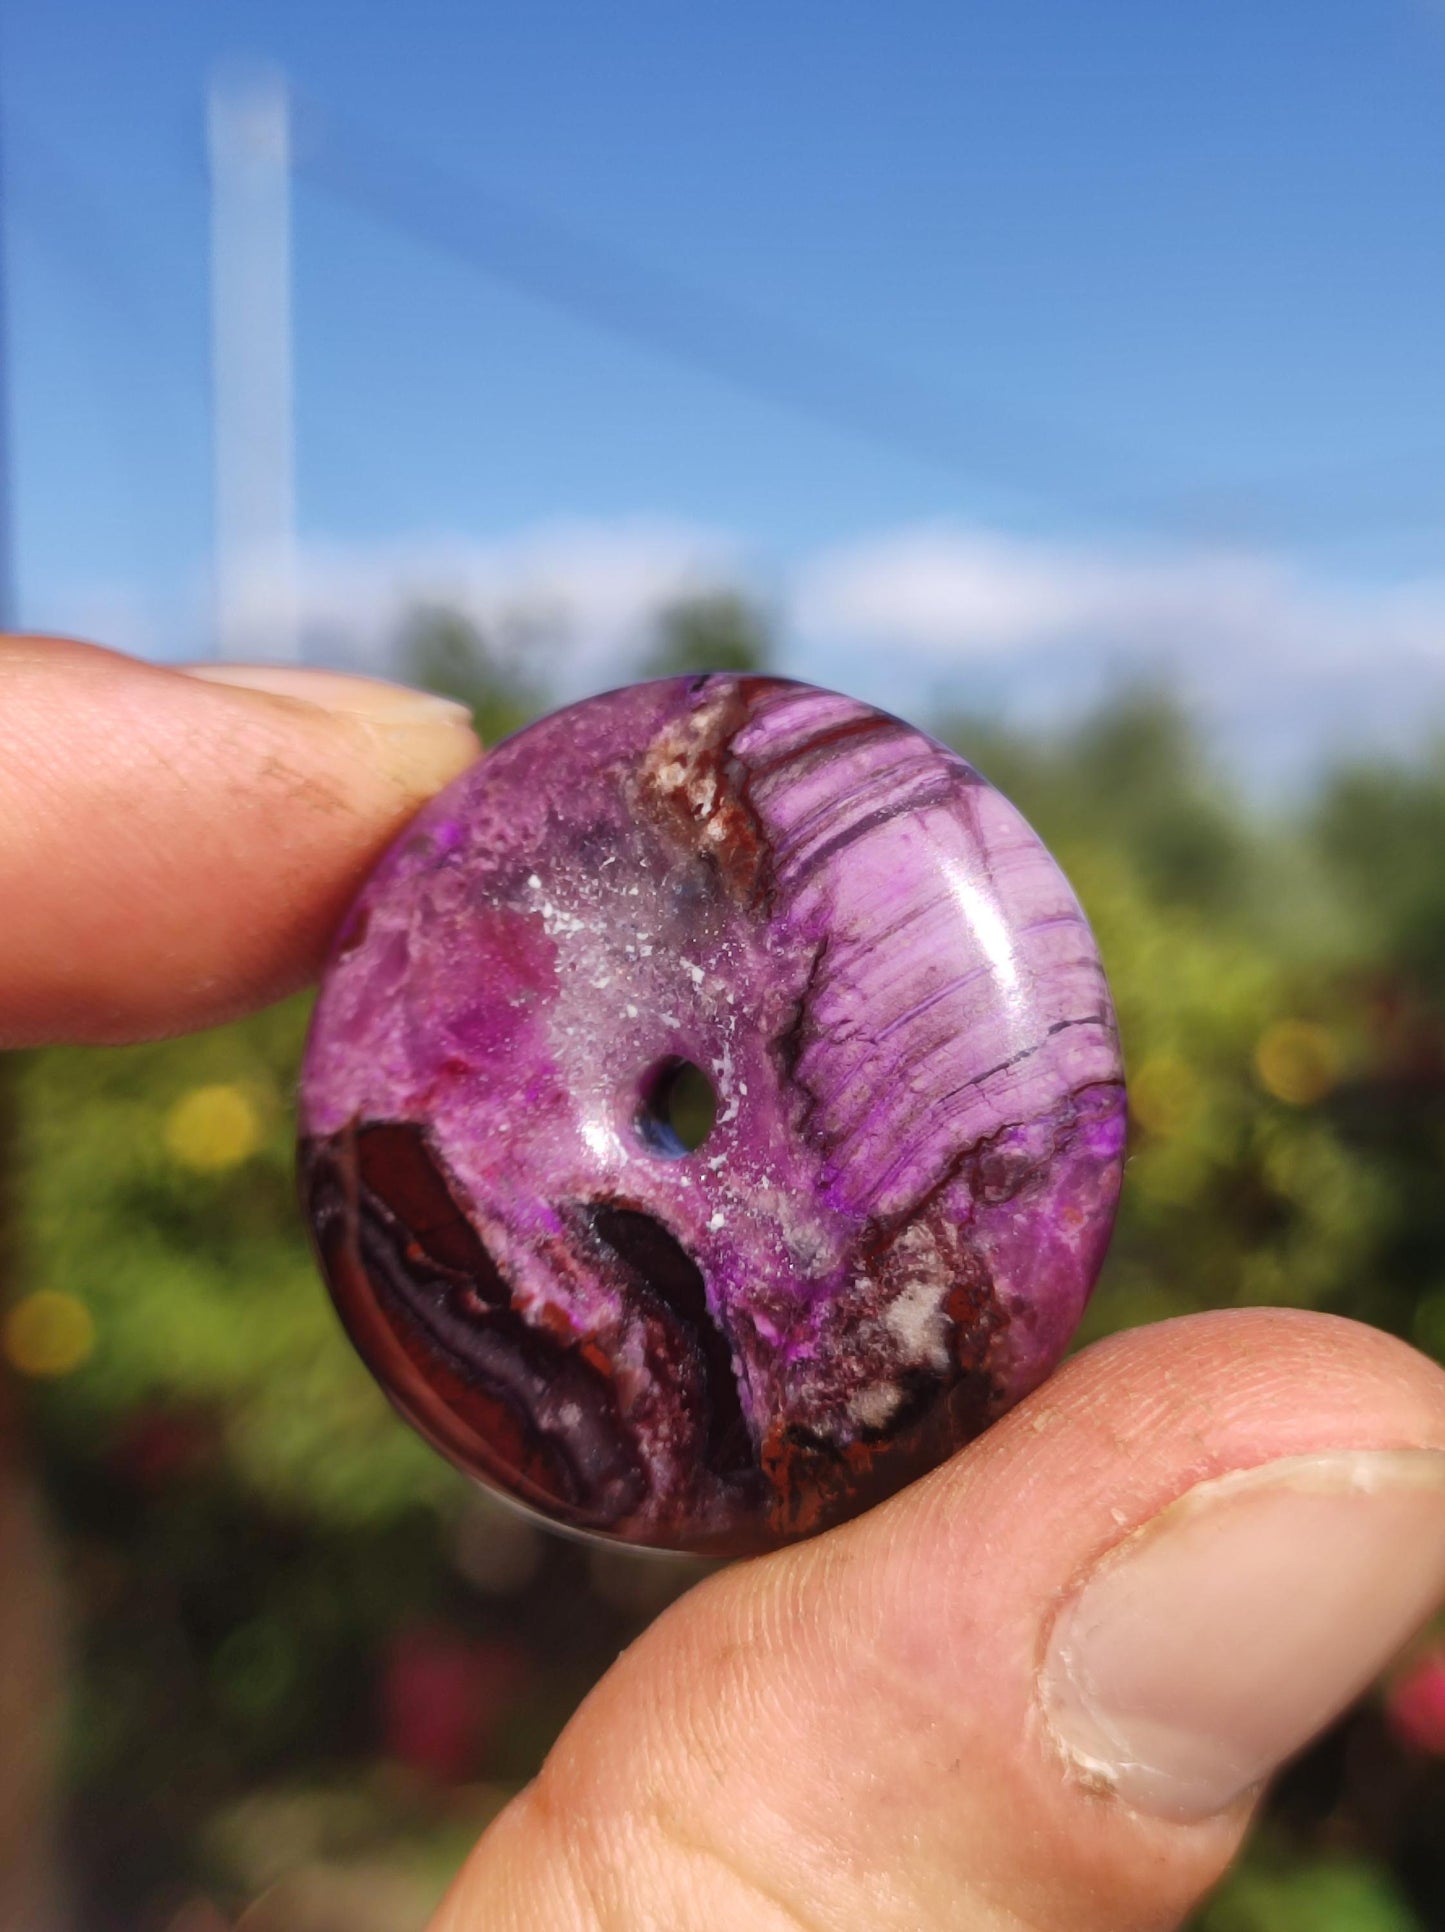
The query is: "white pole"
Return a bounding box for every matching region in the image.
[208,68,299,661]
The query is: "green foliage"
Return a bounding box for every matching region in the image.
[1312,745,1445,1003]
[15,998,453,1529]
[9,619,1445,1922]
[942,687,1268,920]
[641,590,774,676]
[941,693,1445,1353]
[1198,1844,1422,1932]
[1072,848,1380,1340]
[399,604,547,745]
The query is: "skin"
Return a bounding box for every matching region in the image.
[4,633,1445,1932]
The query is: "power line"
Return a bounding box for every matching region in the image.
[292,99,1156,521]
[292,97,1445,550]
[6,109,213,414]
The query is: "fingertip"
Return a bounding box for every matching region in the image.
[177,661,478,729]
[172,660,483,796]
[0,637,482,1043]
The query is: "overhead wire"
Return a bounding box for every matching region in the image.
[287,99,1182,533]
[291,95,1444,552]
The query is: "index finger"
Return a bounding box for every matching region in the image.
[0,636,480,1047]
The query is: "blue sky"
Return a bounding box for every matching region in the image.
[5,0,1444,777]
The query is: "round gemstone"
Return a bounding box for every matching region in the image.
[298,675,1126,1554]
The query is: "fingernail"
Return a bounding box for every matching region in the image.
[1041,1448,1445,1822]
[179,663,475,728]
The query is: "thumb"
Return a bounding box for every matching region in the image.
[430,1310,1445,1932]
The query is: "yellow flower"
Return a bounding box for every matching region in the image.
[3,1291,95,1378]
[1254,1020,1341,1107]
[164,1083,264,1171]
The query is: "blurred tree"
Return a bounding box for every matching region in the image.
[642,590,774,677]
[1199,1844,1423,1932]
[398,604,546,745]
[11,668,1445,1928]
[1312,747,1445,1009]
[0,1060,66,1931]
[939,687,1261,918]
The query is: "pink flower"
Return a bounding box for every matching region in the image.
[380,1624,526,1782]
[1386,1642,1445,1755]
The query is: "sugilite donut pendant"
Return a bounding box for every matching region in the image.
[299,676,1126,1555]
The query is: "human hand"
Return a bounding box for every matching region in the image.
[6,635,1445,1932]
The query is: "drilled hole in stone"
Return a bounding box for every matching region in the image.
[637,1059,718,1157]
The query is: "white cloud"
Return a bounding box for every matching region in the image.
[794,527,1113,656]
[793,523,1445,670]
[789,522,1445,782]
[23,516,742,687]
[32,513,1445,788]
[296,518,741,692]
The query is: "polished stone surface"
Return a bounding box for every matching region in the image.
[299,676,1126,1553]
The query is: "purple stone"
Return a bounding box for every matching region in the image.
[298,676,1126,1554]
